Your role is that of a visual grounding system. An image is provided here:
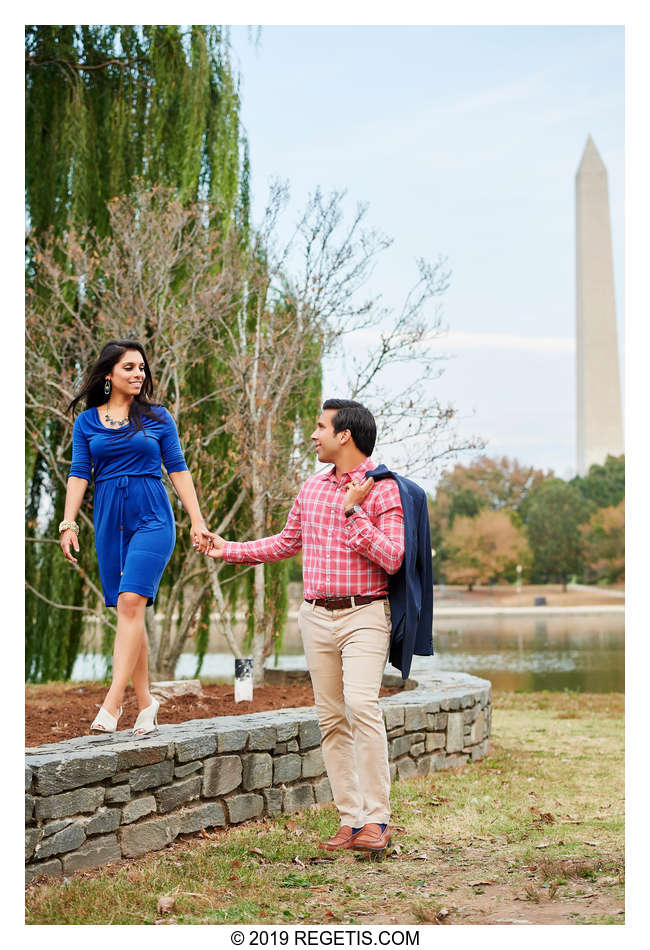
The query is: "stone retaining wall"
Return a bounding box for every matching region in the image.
[25,665,491,883]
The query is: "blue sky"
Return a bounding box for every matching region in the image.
[228,25,625,489]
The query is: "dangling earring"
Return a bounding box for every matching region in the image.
[104,378,111,396]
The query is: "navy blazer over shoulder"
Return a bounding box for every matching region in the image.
[366,465,434,679]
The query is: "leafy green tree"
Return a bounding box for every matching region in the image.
[524,479,591,589]
[570,454,625,510]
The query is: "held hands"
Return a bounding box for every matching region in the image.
[343,476,374,511]
[200,529,227,559]
[60,529,80,564]
[191,522,211,555]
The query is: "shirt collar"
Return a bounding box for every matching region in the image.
[322,456,374,484]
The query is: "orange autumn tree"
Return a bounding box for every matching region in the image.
[444,509,532,591]
[580,500,625,583]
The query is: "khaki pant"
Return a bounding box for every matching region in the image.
[298,598,392,827]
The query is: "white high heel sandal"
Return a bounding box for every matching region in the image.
[90,706,123,734]
[132,697,160,736]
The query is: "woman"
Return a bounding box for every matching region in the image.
[60,340,208,736]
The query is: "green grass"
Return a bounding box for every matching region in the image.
[25,690,624,925]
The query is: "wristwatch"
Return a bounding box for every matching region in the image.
[345,504,363,518]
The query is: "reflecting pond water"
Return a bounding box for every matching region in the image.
[70,612,624,693]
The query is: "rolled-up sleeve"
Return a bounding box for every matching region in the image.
[68,416,92,481]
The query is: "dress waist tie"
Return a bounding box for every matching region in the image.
[116,475,129,578]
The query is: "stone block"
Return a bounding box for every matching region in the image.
[445,753,469,769]
[410,743,425,757]
[203,755,243,797]
[287,740,299,753]
[155,776,201,814]
[30,751,118,796]
[427,712,447,731]
[175,733,217,763]
[314,777,333,804]
[416,755,435,776]
[25,765,33,792]
[448,697,462,711]
[120,815,181,858]
[302,748,325,778]
[129,759,174,792]
[390,735,413,759]
[283,783,315,813]
[105,784,131,804]
[263,788,283,815]
[428,753,446,772]
[217,729,248,753]
[42,818,74,837]
[273,754,301,785]
[25,794,34,823]
[470,711,487,744]
[404,707,427,731]
[34,786,105,821]
[470,740,489,762]
[115,742,168,771]
[461,693,475,709]
[463,706,478,724]
[425,732,445,752]
[247,726,277,751]
[299,720,321,750]
[396,757,417,780]
[446,712,465,753]
[225,793,264,824]
[175,760,203,779]
[387,727,405,739]
[178,801,226,834]
[62,834,121,873]
[25,859,62,885]
[276,721,299,742]
[111,771,131,785]
[83,807,121,835]
[25,828,42,861]
[121,796,156,825]
[382,705,405,730]
[274,743,288,755]
[242,753,273,791]
[34,821,86,860]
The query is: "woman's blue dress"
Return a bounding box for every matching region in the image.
[68,406,188,607]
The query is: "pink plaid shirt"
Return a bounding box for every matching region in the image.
[224,457,404,599]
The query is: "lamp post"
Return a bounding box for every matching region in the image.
[516,563,522,594]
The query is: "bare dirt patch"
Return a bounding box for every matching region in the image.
[25,681,402,747]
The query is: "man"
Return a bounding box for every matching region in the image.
[203,399,404,854]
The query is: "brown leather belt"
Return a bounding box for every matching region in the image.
[305,594,387,610]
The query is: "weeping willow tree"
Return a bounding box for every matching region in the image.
[25,25,248,681]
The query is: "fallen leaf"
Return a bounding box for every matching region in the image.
[583,841,600,847]
[156,896,175,914]
[430,797,451,806]
[294,856,306,868]
[535,842,550,849]
[249,848,264,857]
[391,843,403,856]
[467,880,495,887]
[287,820,298,830]
[413,853,428,860]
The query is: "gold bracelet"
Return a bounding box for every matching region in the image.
[58,520,80,535]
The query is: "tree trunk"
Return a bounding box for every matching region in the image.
[250,459,267,686]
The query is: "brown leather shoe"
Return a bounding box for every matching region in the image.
[320,825,362,851]
[350,823,392,853]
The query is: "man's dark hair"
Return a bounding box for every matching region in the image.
[322,399,376,456]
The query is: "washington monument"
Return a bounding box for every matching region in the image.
[575,135,623,476]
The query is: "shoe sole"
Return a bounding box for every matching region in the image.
[351,838,392,854]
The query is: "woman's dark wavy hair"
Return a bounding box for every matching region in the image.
[67,340,164,436]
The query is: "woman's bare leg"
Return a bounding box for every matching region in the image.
[102,592,149,717]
